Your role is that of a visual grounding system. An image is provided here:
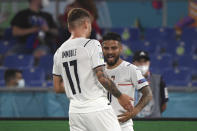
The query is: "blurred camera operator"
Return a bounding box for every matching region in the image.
[133,51,169,118]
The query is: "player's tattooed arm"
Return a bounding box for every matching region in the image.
[94,65,121,98]
[94,65,133,111]
[118,85,152,123]
[136,85,152,111]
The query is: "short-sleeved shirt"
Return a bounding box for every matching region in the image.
[53,38,111,113]
[105,61,149,127]
[11,8,57,43]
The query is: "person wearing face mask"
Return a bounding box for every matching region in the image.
[4,69,25,88]
[9,0,58,56]
[133,51,169,118]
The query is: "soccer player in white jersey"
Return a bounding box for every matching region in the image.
[52,8,133,131]
[102,32,152,131]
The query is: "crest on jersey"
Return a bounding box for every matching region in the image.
[138,78,147,84]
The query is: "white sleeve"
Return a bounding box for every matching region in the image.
[130,66,149,90]
[89,40,105,69]
[52,50,61,76]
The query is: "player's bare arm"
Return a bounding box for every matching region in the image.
[94,66,121,98]
[118,85,152,123]
[135,85,152,111]
[53,75,65,93]
[94,65,134,111]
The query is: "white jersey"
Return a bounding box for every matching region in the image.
[105,61,149,127]
[53,37,110,113]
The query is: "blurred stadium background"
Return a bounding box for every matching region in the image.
[0,0,197,130]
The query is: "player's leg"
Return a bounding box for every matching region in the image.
[121,125,134,131]
[84,108,121,131]
[69,113,87,131]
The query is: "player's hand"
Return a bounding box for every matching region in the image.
[118,108,139,123]
[118,94,134,112]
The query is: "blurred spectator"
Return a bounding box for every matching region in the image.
[133,51,169,118]
[4,69,25,88]
[57,0,102,46]
[175,0,197,39]
[10,0,58,56]
[0,11,9,39]
[0,12,8,24]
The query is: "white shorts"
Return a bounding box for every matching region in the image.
[69,108,121,131]
[121,125,134,131]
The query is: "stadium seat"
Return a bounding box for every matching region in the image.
[102,28,139,42]
[149,67,170,75]
[181,28,197,41]
[4,54,34,69]
[182,41,193,55]
[191,70,197,87]
[37,55,53,79]
[130,28,140,41]
[175,55,197,69]
[144,27,176,41]
[23,68,45,87]
[150,54,173,69]
[0,40,14,54]
[0,68,5,87]
[46,80,53,87]
[102,28,124,37]
[162,68,191,86]
[149,67,159,74]
[155,40,193,57]
[130,41,146,51]
[192,81,197,87]
[130,40,157,54]
[2,28,15,40]
[155,40,179,55]
[179,39,197,56]
[192,44,197,56]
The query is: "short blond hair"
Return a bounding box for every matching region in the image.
[67,8,91,29]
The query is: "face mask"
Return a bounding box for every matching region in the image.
[138,65,149,75]
[17,79,25,88]
[42,0,50,8]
